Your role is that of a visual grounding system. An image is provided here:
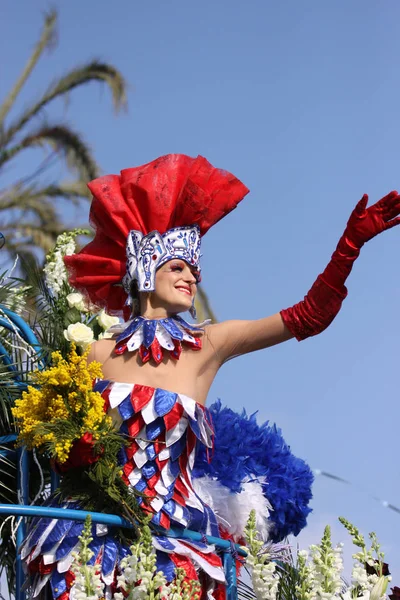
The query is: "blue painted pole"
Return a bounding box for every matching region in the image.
[0,504,247,557]
[15,448,29,600]
[223,550,238,600]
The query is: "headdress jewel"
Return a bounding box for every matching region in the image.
[64,154,249,317]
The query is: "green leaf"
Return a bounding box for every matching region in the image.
[64,307,81,326]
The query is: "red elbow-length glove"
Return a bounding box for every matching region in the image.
[280,191,400,340]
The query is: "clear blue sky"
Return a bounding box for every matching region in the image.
[3,0,400,581]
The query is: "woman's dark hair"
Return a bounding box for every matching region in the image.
[129,280,141,317]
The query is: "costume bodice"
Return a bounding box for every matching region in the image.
[94,379,217,535]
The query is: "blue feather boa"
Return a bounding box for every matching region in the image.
[193,400,313,541]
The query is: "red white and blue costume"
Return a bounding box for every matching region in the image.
[21,154,317,598]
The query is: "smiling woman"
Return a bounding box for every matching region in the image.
[141,259,199,317]
[18,153,400,599]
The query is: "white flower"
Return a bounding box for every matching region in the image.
[66,292,87,312]
[370,575,389,600]
[97,309,120,331]
[64,323,94,350]
[44,250,68,295]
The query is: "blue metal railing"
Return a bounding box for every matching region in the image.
[0,500,243,600]
[0,306,244,599]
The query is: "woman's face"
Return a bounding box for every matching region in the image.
[150,259,198,314]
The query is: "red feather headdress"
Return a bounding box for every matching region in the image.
[65,154,249,316]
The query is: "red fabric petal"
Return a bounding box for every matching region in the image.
[131,385,154,412]
[172,490,186,506]
[170,339,182,360]
[170,553,199,582]
[150,338,163,364]
[139,346,151,363]
[65,570,75,590]
[163,402,184,431]
[146,472,161,489]
[126,441,139,459]
[185,337,202,350]
[159,511,170,529]
[174,476,190,498]
[127,414,145,437]
[123,462,134,478]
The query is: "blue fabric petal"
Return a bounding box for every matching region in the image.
[93,379,110,394]
[146,444,156,461]
[118,395,135,420]
[156,550,176,582]
[188,417,202,441]
[151,511,163,526]
[143,319,157,348]
[135,478,147,493]
[25,517,54,550]
[117,445,128,466]
[174,315,204,332]
[40,518,76,553]
[168,458,181,478]
[146,417,165,441]
[87,535,103,566]
[163,500,177,517]
[187,507,207,532]
[50,570,67,598]
[154,389,177,417]
[55,522,85,560]
[153,536,176,552]
[169,436,186,462]
[115,318,143,343]
[142,461,157,480]
[161,319,183,340]
[102,537,119,576]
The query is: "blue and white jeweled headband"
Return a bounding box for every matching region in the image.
[122,224,201,296]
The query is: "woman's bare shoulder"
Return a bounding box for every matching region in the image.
[87,339,115,364]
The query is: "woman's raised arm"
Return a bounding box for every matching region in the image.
[208,191,400,364]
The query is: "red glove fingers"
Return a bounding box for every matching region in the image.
[344,191,400,248]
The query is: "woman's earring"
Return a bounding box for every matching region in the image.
[189,300,197,320]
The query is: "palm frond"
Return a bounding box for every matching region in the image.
[195,285,218,322]
[0,124,99,181]
[0,182,90,227]
[0,192,59,226]
[4,60,127,144]
[0,10,57,125]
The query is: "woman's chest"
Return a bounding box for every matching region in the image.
[100,349,216,405]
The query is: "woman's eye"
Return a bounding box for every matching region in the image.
[171,265,183,272]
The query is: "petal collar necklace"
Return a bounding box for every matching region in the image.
[112,315,208,364]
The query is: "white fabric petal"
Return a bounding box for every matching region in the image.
[96,523,108,536]
[141,392,157,424]
[57,543,79,573]
[128,467,142,486]
[33,572,52,597]
[178,394,197,420]
[133,447,148,469]
[136,425,149,449]
[108,383,134,408]
[165,417,188,447]
[126,325,144,351]
[156,324,175,350]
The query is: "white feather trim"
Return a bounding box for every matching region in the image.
[192,475,273,542]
